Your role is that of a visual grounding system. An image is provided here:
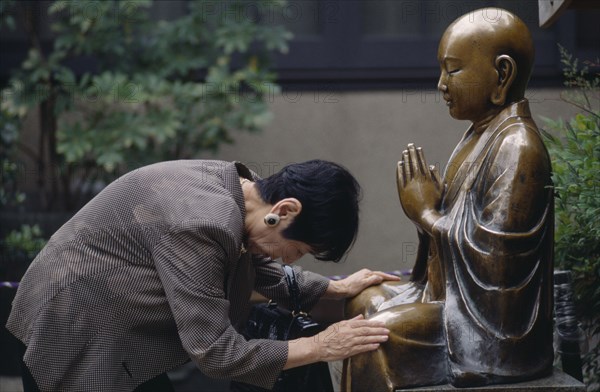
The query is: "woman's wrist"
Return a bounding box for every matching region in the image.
[284,337,321,370]
[324,279,348,299]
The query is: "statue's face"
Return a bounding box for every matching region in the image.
[437,34,498,122]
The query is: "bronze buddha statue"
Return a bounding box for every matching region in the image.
[344,8,554,390]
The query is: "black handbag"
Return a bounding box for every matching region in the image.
[230,265,334,392]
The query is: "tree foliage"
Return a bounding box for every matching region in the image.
[1,0,291,211]
[1,108,47,275]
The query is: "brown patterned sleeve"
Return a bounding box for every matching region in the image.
[153,221,288,388]
[252,255,330,311]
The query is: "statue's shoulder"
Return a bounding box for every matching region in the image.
[491,114,547,156]
[484,120,551,182]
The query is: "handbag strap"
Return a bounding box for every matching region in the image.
[283,265,303,315]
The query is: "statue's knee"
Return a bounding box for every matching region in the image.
[346,284,399,317]
[345,281,418,318]
[370,302,444,340]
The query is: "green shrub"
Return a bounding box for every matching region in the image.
[1,0,291,211]
[3,225,47,260]
[0,108,25,209]
[0,91,47,278]
[541,45,600,391]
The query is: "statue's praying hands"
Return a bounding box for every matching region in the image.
[396,143,444,235]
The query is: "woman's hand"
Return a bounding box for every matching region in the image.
[326,269,401,299]
[285,315,389,369]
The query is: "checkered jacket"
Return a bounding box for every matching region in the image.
[7,160,330,391]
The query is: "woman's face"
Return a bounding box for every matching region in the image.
[272,237,312,264]
[249,224,312,264]
[245,196,313,263]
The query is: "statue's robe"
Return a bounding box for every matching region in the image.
[345,100,554,391]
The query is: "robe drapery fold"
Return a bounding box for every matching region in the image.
[431,100,554,381]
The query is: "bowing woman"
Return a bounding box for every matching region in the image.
[7,159,398,391]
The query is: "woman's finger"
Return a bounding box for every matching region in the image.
[359,269,399,280]
[345,319,388,330]
[348,327,390,337]
[349,335,389,348]
[371,271,401,281]
[333,318,386,331]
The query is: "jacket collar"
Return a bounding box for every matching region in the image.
[224,161,262,251]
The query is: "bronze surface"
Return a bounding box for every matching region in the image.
[345,8,554,391]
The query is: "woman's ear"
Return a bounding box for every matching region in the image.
[272,198,302,220]
[492,54,517,106]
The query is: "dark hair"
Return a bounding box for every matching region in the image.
[256,160,361,262]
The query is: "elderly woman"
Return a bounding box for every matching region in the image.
[7,159,397,392]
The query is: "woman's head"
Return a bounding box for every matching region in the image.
[256,160,361,262]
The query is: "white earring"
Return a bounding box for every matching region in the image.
[264,213,280,227]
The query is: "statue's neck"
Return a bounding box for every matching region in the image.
[472,109,501,133]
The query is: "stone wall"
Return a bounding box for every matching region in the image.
[13,88,578,277]
[213,88,577,276]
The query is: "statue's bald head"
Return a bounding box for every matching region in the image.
[440,8,534,101]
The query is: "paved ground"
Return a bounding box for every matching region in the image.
[1,361,342,392]
[0,376,23,392]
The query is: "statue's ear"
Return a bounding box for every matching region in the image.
[492,55,517,106]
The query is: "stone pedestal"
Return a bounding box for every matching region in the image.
[329,362,586,392]
[399,370,585,392]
